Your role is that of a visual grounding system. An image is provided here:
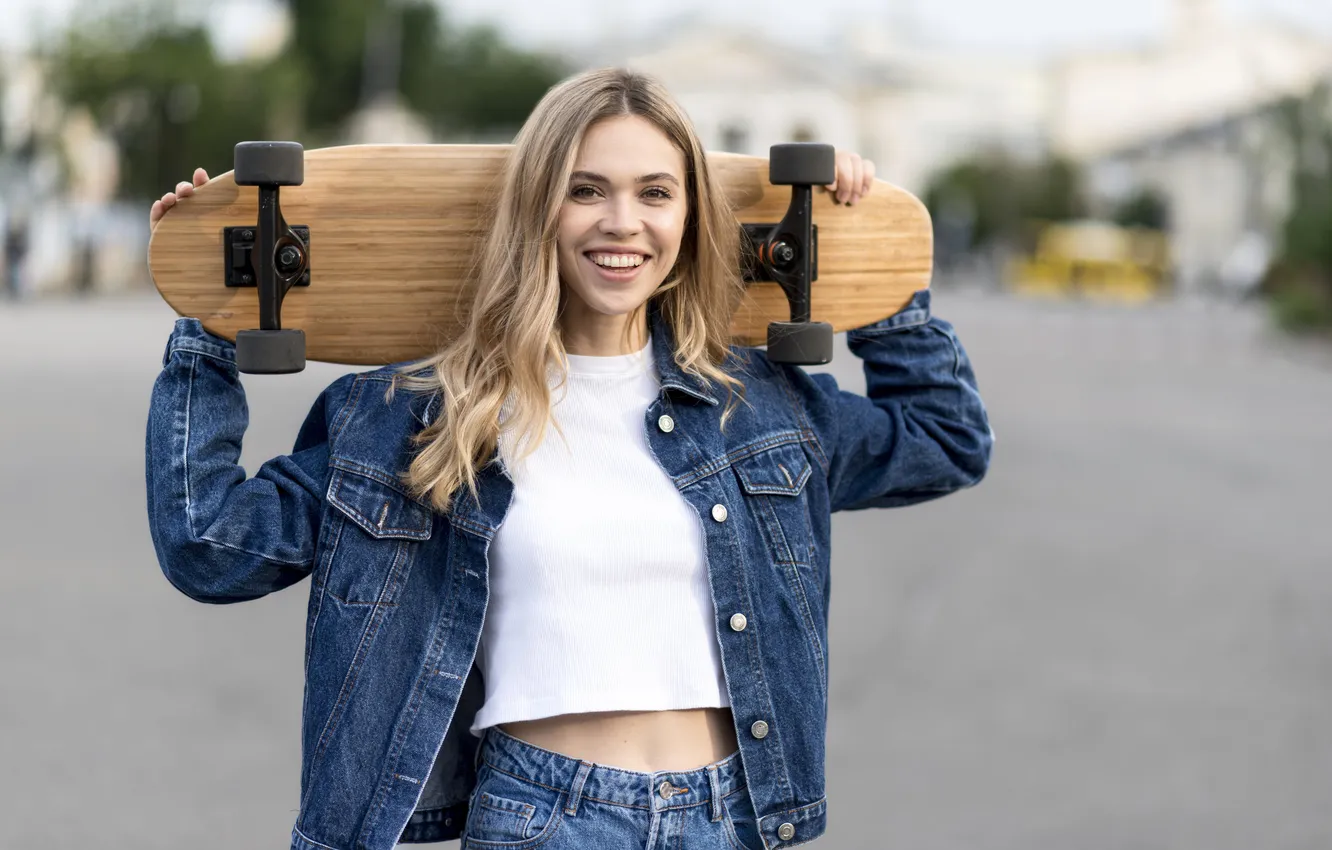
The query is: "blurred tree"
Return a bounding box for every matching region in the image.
[40,0,304,201]
[284,0,567,139]
[39,0,568,202]
[285,0,438,134]
[1113,186,1171,231]
[922,152,1088,255]
[421,24,571,137]
[1263,80,1332,331]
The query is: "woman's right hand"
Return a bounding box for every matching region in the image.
[150,168,210,229]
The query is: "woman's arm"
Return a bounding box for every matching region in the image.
[781,288,993,512]
[144,318,354,603]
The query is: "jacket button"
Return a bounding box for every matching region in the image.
[751,720,769,739]
[711,503,728,522]
[778,822,796,841]
[729,613,747,631]
[657,415,675,433]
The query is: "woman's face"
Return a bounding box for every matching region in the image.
[556,115,689,343]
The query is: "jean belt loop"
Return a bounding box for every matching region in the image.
[563,760,594,817]
[707,764,723,822]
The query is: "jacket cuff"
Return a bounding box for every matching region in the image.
[846,288,931,337]
[162,318,237,368]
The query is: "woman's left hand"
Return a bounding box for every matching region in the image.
[824,150,876,206]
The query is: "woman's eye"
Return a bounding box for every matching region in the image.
[643,187,673,200]
[570,185,599,199]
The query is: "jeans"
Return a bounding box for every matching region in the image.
[461,725,765,850]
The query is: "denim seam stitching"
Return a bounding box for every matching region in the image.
[301,600,391,814]
[196,529,311,567]
[168,341,236,365]
[183,354,196,538]
[772,363,830,475]
[675,431,804,489]
[291,826,341,850]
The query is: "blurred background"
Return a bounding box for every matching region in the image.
[2,0,1331,847]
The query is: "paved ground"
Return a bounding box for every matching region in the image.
[2,288,1331,849]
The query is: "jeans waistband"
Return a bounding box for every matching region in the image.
[478,725,747,816]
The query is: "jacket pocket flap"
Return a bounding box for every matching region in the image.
[733,442,812,496]
[328,465,433,540]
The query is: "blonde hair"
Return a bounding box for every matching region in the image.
[389,67,749,514]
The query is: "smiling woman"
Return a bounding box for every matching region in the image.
[143,66,993,850]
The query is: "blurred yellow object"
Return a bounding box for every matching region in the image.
[1007,221,1172,301]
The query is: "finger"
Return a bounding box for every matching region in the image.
[161,192,177,208]
[838,155,857,204]
[150,200,164,226]
[176,181,193,196]
[861,160,876,197]
[848,158,865,205]
[193,167,209,187]
[829,154,842,204]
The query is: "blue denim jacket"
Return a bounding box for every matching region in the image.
[145,289,991,850]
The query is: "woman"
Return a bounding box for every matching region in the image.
[147,68,991,850]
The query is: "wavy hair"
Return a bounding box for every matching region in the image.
[389,67,750,514]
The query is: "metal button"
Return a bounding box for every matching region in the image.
[657,415,675,433]
[730,613,747,631]
[778,822,796,841]
[712,503,728,522]
[751,720,769,739]
[658,780,674,799]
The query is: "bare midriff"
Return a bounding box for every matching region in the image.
[499,706,739,772]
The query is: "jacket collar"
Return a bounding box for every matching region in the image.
[647,299,721,407]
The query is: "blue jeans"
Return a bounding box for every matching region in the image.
[461,725,764,850]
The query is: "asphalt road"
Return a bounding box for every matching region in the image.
[2,288,1330,849]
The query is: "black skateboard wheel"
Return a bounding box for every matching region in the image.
[234,141,305,187]
[769,144,836,187]
[236,328,306,374]
[766,321,833,365]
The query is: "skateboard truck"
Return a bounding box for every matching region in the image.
[740,143,837,365]
[225,141,310,374]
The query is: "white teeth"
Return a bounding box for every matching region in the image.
[590,253,644,269]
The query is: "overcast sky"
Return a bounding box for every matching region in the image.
[2,0,1330,56]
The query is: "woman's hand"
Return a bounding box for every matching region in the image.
[149,167,210,228]
[823,150,876,206]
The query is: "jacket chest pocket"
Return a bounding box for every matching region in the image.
[322,466,434,606]
[733,442,815,566]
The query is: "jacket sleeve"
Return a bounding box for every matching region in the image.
[144,318,356,603]
[779,289,993,513]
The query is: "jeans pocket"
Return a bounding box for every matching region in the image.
[721,786,763,850]
[463,763,564,848]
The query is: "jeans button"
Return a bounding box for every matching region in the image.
[729,613,747,631]
[712,503,728,522]
[657,415,675,433]
[751,720,769,739]
[778,822,796,841]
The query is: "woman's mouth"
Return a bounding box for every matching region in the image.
[584,251,649,281]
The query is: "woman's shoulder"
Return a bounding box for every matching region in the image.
[310,363,438,470]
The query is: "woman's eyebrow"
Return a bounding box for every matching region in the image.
[570,171,680,186]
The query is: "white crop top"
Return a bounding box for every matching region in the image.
[468,333,729,737]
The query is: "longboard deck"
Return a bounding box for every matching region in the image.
[148,144,933,365]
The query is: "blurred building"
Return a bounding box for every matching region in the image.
[1052,0,1332,293]
[592,0,1332,296]
[585,17,1049,198]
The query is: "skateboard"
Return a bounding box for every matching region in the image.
[147,142,932,373]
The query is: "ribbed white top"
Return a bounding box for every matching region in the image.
[469,334,728,737]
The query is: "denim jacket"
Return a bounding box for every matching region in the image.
[145,289,991,850]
